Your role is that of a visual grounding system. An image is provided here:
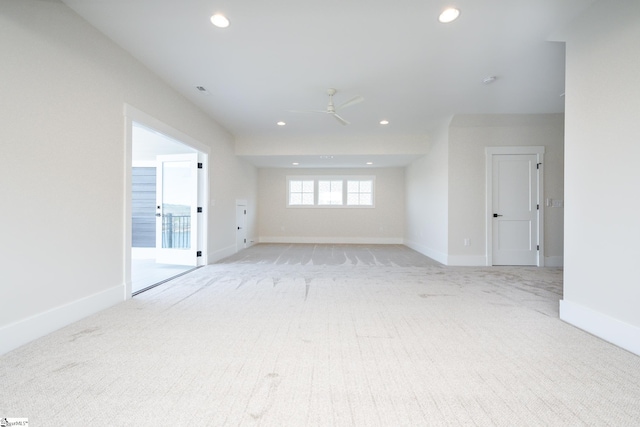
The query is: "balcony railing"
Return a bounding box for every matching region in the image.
[162,214,191,249]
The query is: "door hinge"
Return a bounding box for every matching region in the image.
[537,204,539,210]
[197,207,203,213]
[537,245,539,251]
[197,162,203,169]
[244,209,247,215]
[197,251,202,257]
[244,239,246,244]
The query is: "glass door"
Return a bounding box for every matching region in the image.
[155,153,199,266]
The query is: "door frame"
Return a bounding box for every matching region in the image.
[124,104,210,299]
[485,146,545,266]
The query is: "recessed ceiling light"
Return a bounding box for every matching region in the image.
[292,162,299,166]
[277,121,286,126]
[380,120,389,125]
[366,162,374,165]
[210,14,230,28]
[438,8,460,23]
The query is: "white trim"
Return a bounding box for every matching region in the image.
[260,236,403,245]
[560,300,640,356]
[124,104,210,298]
[485,146,545,266]
[0,285,123,355]
[197,151,209,266]
[124,114,133,299]
[286,175,376,208]
[124,104,211,155]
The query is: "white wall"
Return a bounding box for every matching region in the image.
[207,137,258,260]
[0,0,257,354]
[448,114,565,266]
[405,114,564,266]
[560,0,640,355]
[258,168,404,244]
[404,120,449,264]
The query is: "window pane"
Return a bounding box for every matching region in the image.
[289,176,371,208]
[289,179,315,206]
[347,193,359,205]
[319,180,343,205]
[330,181,342,204]
[346,180,373,205]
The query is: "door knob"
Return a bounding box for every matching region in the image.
[493,213,503,217]
[156,213,162,217]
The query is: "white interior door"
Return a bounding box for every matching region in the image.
[155,153,199,266]
[236,203,247,252]
[491,154,538,265]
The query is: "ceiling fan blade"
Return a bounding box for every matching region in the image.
[288,109,329,114]
[336,95,364,110]
[332,113,350,125]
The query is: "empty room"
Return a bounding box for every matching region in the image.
[1,0,639,425]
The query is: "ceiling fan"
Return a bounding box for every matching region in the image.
[290,88,364,125]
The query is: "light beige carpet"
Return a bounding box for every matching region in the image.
[1,244,639,426]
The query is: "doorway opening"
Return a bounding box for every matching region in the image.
[124,105,209,298]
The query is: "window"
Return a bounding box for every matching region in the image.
[347,180,373,206]
[318,180,343,205]
[287,176,374,208]
[289,179,314,205]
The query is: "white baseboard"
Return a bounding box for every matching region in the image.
[544,255,564,267]
[0,285,124,356]
[404,240,448,265]
[560,300,640,356]
[259,236,404,245]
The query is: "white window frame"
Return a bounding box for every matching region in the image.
[286,175,375,208]
[318,179,344,206]
[288,178,315,206]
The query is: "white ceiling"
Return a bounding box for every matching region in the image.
[61,0,594,168]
